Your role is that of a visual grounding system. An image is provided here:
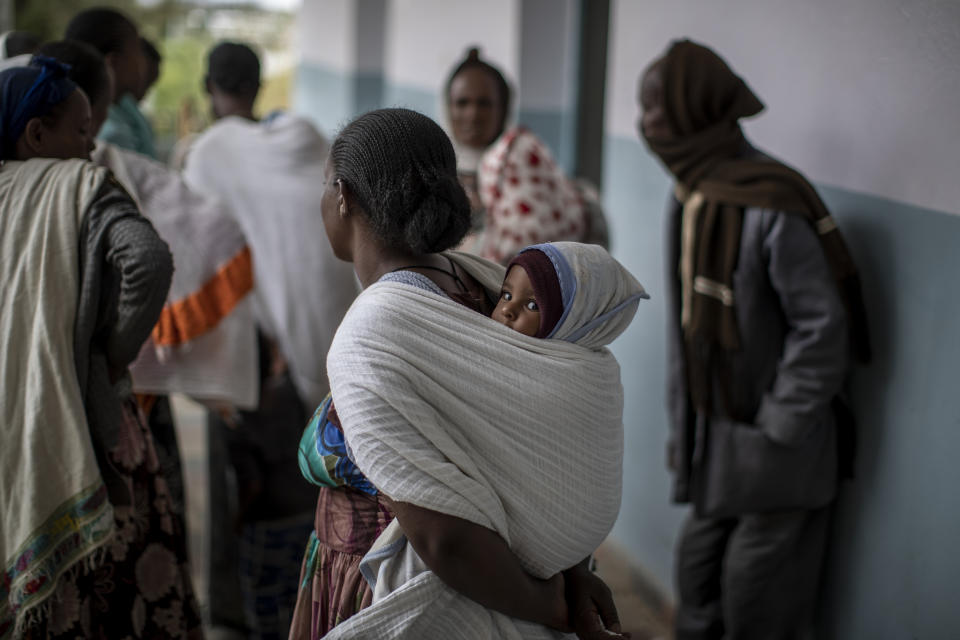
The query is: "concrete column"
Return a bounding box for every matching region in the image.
[353,0,386,114]
[294,0,385,136]
[517,0,580,173]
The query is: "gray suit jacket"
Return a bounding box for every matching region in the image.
[666,199,850,517]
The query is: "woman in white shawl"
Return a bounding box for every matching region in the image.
[291,108,633,640]
[0,59,201,639]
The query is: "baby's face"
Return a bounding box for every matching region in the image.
[492,265,541,337]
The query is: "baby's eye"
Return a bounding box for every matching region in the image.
[525,300,539,311]
[500,291,512,301]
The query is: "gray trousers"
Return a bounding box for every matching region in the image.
[674,505,832,640]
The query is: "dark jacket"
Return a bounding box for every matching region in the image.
[666,200,850,517]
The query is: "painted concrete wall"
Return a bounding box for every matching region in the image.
[516,0,580,170]
[382,0,519,120]
[293,0,579,169]
[605,1,960,636]
[605,0,960,217]
[295,0,520,133]
[294,0,359,136]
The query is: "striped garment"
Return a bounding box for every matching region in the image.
[92,141,259,409]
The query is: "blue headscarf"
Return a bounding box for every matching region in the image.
[0,56,77,159]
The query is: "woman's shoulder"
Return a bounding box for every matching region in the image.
[3,158,111,208]
[337,270,486,346]
[341,273,450,330]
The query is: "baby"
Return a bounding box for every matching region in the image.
[299,241,647,497]
[492,241,649,344]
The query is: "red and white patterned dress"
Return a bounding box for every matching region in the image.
[476,127,587,264]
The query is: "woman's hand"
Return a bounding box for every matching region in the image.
[542,572,571,632]
[564,559,632,639]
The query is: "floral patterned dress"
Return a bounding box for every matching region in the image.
[288,397,394,639]
[27,391,202,640]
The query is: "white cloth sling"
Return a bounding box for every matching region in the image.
[325,244,647,639]
[183,113,359,409]
[93,142,260,408]
[0,159,114,635]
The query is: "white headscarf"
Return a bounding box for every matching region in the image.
[530,241,650,348]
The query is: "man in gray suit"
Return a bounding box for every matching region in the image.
[638,40,870,639]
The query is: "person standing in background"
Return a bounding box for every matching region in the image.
[186,40,358,432]
[183,41,358,640]
[446,47,598,264]
[67,7,158,159]
[444,46,511,231]
[0,59,200,639]
[134,37,162,155]
[639,39,870,640]
[63,10,203,563]
[37,37,263,553]
[34,40,112,141]
[137,37,162,102]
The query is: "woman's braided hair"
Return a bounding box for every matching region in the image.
[330,108,471,254]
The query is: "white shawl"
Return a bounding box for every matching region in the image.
[325,245,646,639]
[0,159,114,635]
[183,113,359,409]
[93,142,259,409]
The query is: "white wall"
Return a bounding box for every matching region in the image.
[355,0,387,74]
[296,0,576,147]
[297,0,356,71]
[606,0,960,216]
[384,0,520,94]
[518,0,579,112]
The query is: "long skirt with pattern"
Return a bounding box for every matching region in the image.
[27,394,202,639]
[287,486,393,639]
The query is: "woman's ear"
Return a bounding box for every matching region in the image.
[19,117,47,156]
[337,179,358,217]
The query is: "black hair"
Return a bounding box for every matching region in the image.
[207,41,260,98]
[34,40,111,108]
[3,31,41,58]
[330,108,471,254]
[0,61,77,159]
[65,7,138,56]
[141,37,161,64]
[445,46,511,140]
